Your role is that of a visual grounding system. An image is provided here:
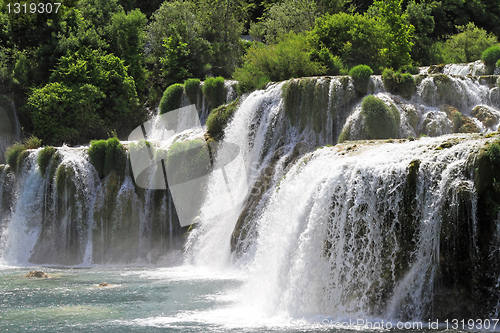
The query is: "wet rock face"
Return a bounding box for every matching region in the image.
[472,105,499,128]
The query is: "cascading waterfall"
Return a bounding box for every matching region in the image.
[186,70,500,321]
[0,146,186,266]
[1,67,500,321]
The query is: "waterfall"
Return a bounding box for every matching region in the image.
[0,145,186,266]
[186,72,500,320]
[2,69,500,320]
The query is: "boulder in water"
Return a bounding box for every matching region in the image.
[472,105,499,128]
[25,271,50,278]
[98,282,110,287]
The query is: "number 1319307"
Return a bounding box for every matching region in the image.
[7,3,61,14]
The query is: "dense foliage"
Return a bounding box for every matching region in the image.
[1,0,500,146]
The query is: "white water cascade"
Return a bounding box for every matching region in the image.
[1,70,500,321]
[185,72,500,320]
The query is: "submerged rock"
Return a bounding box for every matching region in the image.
[25,271,50,278]
[98,282,110,287]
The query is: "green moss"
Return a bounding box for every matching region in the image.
[5,143,26,170]
[206,98,240,140]
[282,78,331,133]
[159,83,184,114]
[202,76,226,109]
[338,124,351,143]
[361,95,399,139]
[349,65,373,95]
[184,78,201,105]
[37,146,57,176]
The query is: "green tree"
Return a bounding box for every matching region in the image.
[374,0,414,69]
[27,49,143,145]
[147,1,210,100]
[308,12,389,71]
[250,0,318,43]
[108,9,147,94]
[440,22,498,64]
[405,0,435,65]
[234,33,325,92]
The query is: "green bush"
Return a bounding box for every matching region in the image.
[103,137,127,178]
[206,98,240,140]
[202,76,226,109]
[233,33,325,93]
[88,139,108,178]
[23,135,42,149]
[361,95,399,139]
[37,146,57,176]
[382,69,416,99]
[184,78,201,105]
[5,143,26,170]
[308,47,346,75]
[159,83,184,114]
[349,65,373,95]
[497,59,500,68]
[482,46,500,67]
[88,137,127,179]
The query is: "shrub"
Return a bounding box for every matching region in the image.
[308,47,346,75]
[88,137,127,179]
[382,69,416,99]
[361,95,399,139]
[159,83,184,114]
[27,49,142,146]
[88,139,108,179]
[23,135,42,149]
[202,76,226,109]
[5,143,26,170]
[349,65,373,95]
[233,33,325,92]
[497,59,500,68]
[206,98,240,140]
[38,146,57,176]
[482,46,500,67]
[184,78,201,105]
[103,137,127,178]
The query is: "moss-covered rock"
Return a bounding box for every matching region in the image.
[88,137,127,180]
[37,146,57,177]
[159,83,184,115]
[441,105,479,133]
[361,95,400,139]
[472,105,499,128]
[206,98,240,140]
[382,69,416,100]
[202,76,226,110]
